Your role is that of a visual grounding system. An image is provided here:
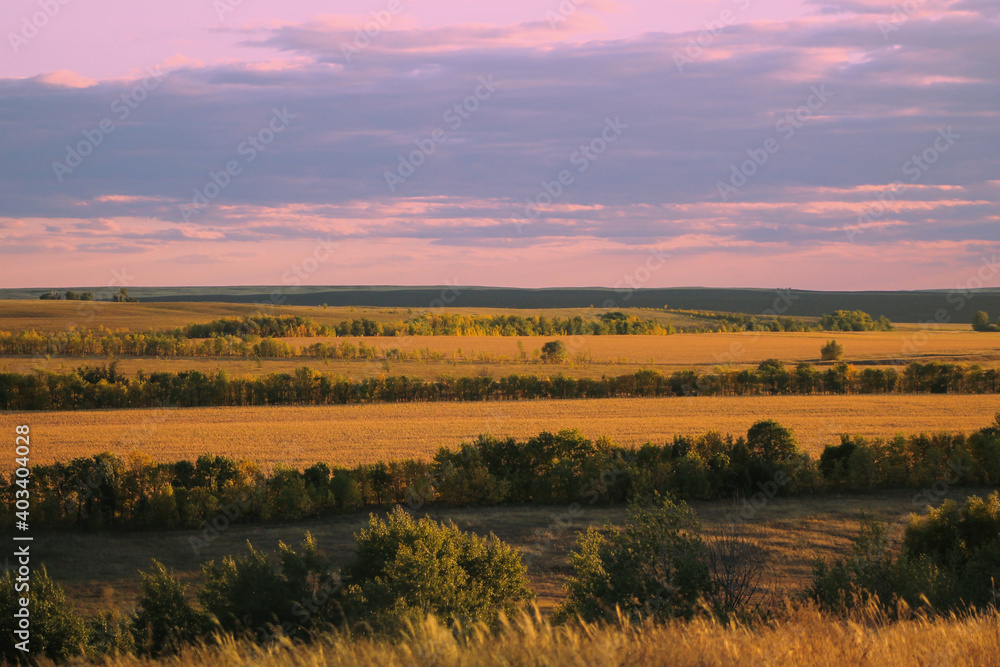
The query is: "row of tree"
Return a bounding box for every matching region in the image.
[5,418,1000,532]
[0,311,896,360]
[3,360,1000,411]
[38,288,136,302]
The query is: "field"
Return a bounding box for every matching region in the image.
[33,489,993,617]
[4,298,1000,664]
[3,329,1000,381]
[0,300,713,334]
[6,394,1000,469]
[73,608,1000,666]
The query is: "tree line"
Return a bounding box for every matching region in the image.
[5,418,1000,533]
[0,310,895,359]
[3,359,1000,411]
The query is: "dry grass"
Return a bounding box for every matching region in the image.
[5,394,998,471]
[75,607,1000,667]
[31,490,990,618]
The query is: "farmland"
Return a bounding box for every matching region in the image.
[2,329,999,380]
[7,394,1000,469]
[3,298,1000,664]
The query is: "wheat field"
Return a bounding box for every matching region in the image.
[3,329,999,379]
[6,394,998,470]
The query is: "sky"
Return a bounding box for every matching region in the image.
[1,0,998,291]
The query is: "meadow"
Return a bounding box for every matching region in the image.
[68,607,1000,667]
[7,394,1000,469]
[33,490,991,617]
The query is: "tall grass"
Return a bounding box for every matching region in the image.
[65,604,1000,667]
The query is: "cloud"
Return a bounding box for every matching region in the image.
[0,1,998,288]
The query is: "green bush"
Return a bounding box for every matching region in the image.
[0,564,87,663]
[340,506,533,629]
[88,610,136,658]
[820,339,844,361]
[557,495,713,623]
[540,340,568,364]
[810,495,1000,615]
[131,561,210,655]
[199,534,339,640]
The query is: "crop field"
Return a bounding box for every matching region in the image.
[0,300,713,334]
[6,394,999,470]
[2,329,999,380]
[32,489,994,616]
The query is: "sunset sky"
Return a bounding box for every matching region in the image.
[1,0,997,290]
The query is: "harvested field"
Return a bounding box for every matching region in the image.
[0,301,709,334]
[6,394,999,470]
[2,330,999,378]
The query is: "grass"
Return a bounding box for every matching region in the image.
[22,489,993,618]
[76,607,1000,666]
[5,394,999,470]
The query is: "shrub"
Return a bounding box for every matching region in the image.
[0,564,87,663]
[132,561,210,655]
[557,495,713,623]
[340,506,533,629]
[540,340,568,364]
[199,534,339,640]
[820,339,844,361]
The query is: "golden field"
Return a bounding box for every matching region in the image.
[2,329,999,379]
[5,394,999,470]
[78,607,1000,667]
[0,300,708,334]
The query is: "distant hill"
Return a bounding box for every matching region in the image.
[2,286,999,324]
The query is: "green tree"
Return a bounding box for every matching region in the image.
[0,565,87,663]
[557,495,713,623]
[341,506,533,629]
[132,561,210,655]
[972,311,992,332]
[540,340,569,364]
[820,339,844,361]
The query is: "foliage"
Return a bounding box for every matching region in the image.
[12,418,1000,531]
[0,565,87,663]
[972,311,999,332]
[132,561,211,655]
[809,493,1000,615]
[540,340,569,364]
[820,339,844,361]
[6,359,1000,411]
[557,494,713,623]
[340,506,534,629]
[199,534,340,640]
[819,310,893,331]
